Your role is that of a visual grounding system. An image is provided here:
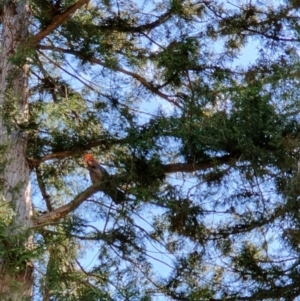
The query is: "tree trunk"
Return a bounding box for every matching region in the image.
[0,1,33,300]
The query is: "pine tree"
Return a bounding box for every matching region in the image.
[2,0,300,300]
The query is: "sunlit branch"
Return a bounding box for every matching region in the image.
[33,181,104,227]
[33,0,90,43]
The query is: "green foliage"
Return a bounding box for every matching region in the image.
[0,202,16,226]
[156,38,199,86]
[4,0,300,300]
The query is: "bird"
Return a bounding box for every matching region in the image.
[84,153,125,204]
[84,153,109,184]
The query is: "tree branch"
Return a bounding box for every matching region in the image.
[33,0,90,43]
[26,137,122,167]
[31,155,236,227]
[27,151,74,167]
[97,10,172,33]
[33,181,102,227]
[162,155,235,173]
[35,166,53,211]
[28,151,235,175]
[38,45,183,109]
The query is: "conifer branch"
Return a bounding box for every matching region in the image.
[97,10,172,33]
[38,45,183,109]
[33,0,90,43]
[162,155,235,173]
[28,152,234,174]
[26,137,122,167]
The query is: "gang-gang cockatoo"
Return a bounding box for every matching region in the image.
[84,154,125,204]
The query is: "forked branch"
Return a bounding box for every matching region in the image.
[34,181,102,227]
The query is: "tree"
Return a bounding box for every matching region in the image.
[2,0,300,300]
[0,1,33,299]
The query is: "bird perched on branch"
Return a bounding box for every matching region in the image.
[84,153,125,204]
[84,153,109,184]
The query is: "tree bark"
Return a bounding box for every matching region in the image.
[0,1,33,300]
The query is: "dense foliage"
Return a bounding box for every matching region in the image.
[3,0,300,300]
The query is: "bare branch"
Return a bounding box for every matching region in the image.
[33,181,102,227]
[27,151,74,167]
[35,167,53,211]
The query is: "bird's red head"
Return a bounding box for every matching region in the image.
[84,154,99,166]
[84,153,104,181]
[84,153,95,162]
